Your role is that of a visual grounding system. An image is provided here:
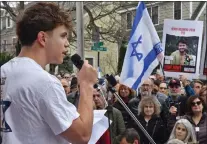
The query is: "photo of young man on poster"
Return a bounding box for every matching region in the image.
[170,39,195,66]
[163,35,199,73]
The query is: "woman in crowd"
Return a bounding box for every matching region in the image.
[168,96,206,144]
[113,84,136,127]
[168,119,197,143]
[184,96,207,144]
[128,97,168,144]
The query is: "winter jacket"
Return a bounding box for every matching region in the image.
[105,106,126,144]
[113,95,134,127]
[165,85,195,117]
[128,115,168,144]
[165,95,188,116]
[167,112,207,144]
[184,113,207,144]
[128,94,169,126]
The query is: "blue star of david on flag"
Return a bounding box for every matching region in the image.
[130,35,143,61]
[120,1,164,91]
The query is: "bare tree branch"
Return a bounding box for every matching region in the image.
[0,5,7,9]
[2,1,17,21]
[83,5,96,30]
[94,5,122,20]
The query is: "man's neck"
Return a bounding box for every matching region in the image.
[180,52,186,56]
[18,46,47,68]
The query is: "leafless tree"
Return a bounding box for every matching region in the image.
[1,1,137,73]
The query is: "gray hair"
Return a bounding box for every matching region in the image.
[167,139,185,144]
[138,96,161,116]
[169,119,197,143]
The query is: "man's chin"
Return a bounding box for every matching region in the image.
[170,92,180,97]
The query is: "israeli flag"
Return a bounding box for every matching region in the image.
[120,1,164,90]
[97,67,102,79]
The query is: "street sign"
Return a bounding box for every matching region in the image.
[94,42,103,47]
[91,46,107,51]
[91,42,107,51]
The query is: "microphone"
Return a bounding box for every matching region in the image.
[71,54,108,106]
[71,54,84,70]
[71,54,98,88]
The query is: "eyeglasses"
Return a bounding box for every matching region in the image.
[160,87,167,90]
[142,84,150,87]
[64,77,70,79]
[191,101,202,106]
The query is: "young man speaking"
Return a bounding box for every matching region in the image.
[1,2,97,144]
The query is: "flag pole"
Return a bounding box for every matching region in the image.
[105,74,156,144]
[159,61,166,80]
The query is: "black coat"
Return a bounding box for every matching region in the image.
[128,115,169,144]
[113,99,132,128]
[128,95,169,126]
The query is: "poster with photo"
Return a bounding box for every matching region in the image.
[162,19,203,79]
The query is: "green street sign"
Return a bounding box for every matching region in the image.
[94,42,103,47]
[91,46,107,51]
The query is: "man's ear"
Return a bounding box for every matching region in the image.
[37,31,46,47]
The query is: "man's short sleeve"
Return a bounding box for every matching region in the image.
[38,82,80,135]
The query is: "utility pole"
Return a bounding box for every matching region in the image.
[92,26,100,67]
[76,2,84,59]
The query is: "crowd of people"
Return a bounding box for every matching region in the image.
[1,2,206,144]
[57,71,206,144]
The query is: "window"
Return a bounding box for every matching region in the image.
[147,6,159,25]
[6,17,12,28]
[174,2,181,19]
[85,58,94,66]
[126,12,132,29]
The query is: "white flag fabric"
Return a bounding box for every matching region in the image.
[97,67,102,79]
[120,1,164,90]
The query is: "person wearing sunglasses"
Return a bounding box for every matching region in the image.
[159,82,168,96]
[168,96,206,144]
[184,96,206,144]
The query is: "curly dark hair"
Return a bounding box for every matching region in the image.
[16,2,73,46]
[187,96,206,116]
[176,38,188,46]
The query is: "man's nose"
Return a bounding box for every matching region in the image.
[65,40,70,48]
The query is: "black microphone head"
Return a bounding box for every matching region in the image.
[105,74,117,87]
[71,54,84,70]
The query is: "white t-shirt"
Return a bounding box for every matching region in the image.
[1,57,80,144]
